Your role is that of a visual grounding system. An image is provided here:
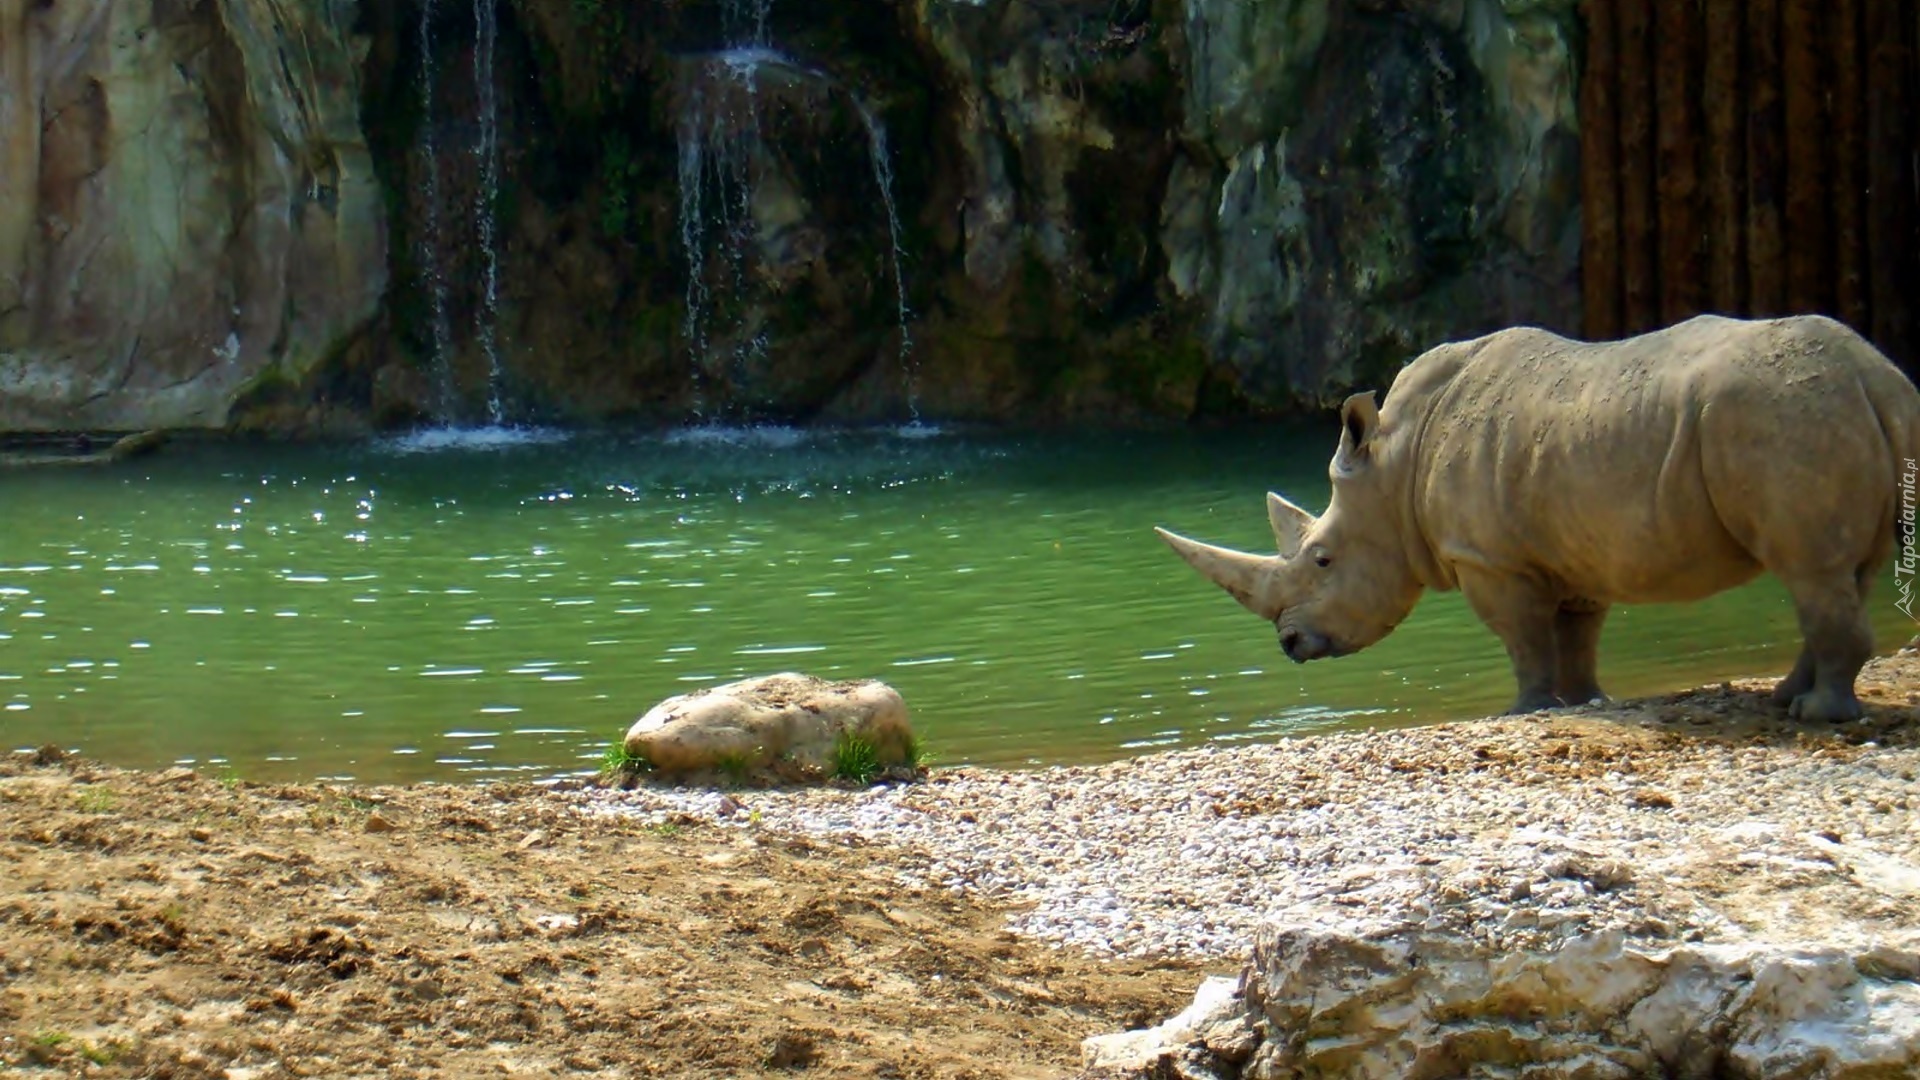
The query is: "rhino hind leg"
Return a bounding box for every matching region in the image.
[1552,603,1610,706]
[1778,577,1873,723]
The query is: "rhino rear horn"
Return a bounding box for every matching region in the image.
[1266,492,1316,556]
[1154,527,1282,620]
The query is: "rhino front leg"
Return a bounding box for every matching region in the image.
[1457,569,1561,713]
[1768,647,1816,707]
[1779,577,1872,722]
[1553,602,1610,706]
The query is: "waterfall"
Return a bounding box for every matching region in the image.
[674,2,917,423]
[416,0,455,419]
[676,96,712,414]
[722,0,772,48]
[473,0,504,425]
[854,104,918,422]
[677,53,775,417]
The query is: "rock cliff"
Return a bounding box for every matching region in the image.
[0,0,385,432]
[0,0,1583,431]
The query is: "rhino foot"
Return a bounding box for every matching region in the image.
[1769,650,1816,707]
[1554,686,1609,708]
[1787,688,1864,724]
[1504,690,1566,715]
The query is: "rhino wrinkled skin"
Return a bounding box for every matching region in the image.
[1158,315,1920,722]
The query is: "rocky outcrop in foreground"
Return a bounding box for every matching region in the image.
[1082,924,1920,1078]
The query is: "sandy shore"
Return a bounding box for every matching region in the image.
[4,654,1918,1077]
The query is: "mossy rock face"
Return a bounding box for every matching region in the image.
[1174,0,1582,409]
[0,0,1587,433]
[254,0,1579,432]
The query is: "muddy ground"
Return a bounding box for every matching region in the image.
[0,756,1202,1079]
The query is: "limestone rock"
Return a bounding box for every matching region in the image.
[0,0,384,432]
[1082,976,1256,1079]
[1081,918,1920,1079]
[370,362,437,429]
[624,673,914,781]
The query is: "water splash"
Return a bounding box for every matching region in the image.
[663,422,809,450]
[380,425,572,455]
[416,0,455,418]
[473,0,504,424]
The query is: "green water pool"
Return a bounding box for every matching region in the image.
[0,423,1906,783]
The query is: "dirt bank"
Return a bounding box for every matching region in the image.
[0,756,1202,1078]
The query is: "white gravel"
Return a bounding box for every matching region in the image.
[573,664,1920,961]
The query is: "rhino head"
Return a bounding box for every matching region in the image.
[1156,393,1425,663]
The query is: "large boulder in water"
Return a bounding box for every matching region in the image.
[623,673,915,782]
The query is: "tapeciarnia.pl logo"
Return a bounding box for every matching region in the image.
[1898,458,1918,622]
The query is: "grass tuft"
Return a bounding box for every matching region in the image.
[599,741,652,776]
[714,750,755,786]
[80,1039,126,1066]
[75,786,117,814]
[903,733,935,771]
[832,731,883,784]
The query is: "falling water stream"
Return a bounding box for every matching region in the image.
[723,0,773,47]
[473,0,505,424]
[855,103,917,421]
[412,0,507,427]
[676,1,917,419]
[677,59,770,412]
[416,0,455,417]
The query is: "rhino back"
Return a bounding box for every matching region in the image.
[1384,315,1920,603]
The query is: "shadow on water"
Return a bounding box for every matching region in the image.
[0,423,1904,783]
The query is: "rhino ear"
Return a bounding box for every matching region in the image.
[1334,392,1380,474]
[1266,492,1316,556]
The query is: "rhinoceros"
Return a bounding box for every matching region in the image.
[1156,314,1920,722]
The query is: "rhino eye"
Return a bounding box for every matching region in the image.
[1314,553,1332,569]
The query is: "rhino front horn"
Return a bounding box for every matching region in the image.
[1154,527,1281,620]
